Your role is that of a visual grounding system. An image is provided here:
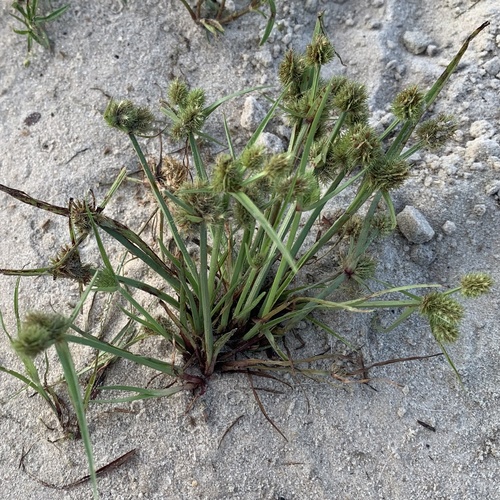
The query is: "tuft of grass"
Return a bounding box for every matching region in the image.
[10,0,68,66]
[0,16,492,498]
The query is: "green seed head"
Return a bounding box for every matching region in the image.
[275,172,320,207]
[371,214,394,238]
[313,133,353,182]
[333,80,369,123]
[12,313,68,358]
[171,105,206,140]
[175,179,224,234]
[211,154,243,193]
[345,124,382,167]
[366,157,409,191]
[460,273,493,298]
[353,255,377,281]
[263,153,292,181]
[343,215,363,238]
[416,114,458,151]
[186,88,206,109]
[168,78,189,108]
[233,185,263,228]
[278,49,305,92]
[240,144,266,172]
[392,85,425,121]
[103,99,154,135]
[420,292,463,343]
[305,34,335,66]
[94,268,118,292]
[429,320,460,343]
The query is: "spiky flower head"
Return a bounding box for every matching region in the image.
[233,185,264,228]
[343,215,364,238]
[278,49,305,90]
[366,157,409,191]
[211,154,243,193]
[152,155,188,192]
[345,124,382,167]
[460,273,493,298]
[104,99,154,135]
[263,153,292,181]
[12,313,68,357]
[171,105,206,140]
[70,199,100,234]
[371,214,394,238]
[312,133,353,182]
[186,88,206,109]
[274,172,320,208]
[391,85,425,122]
[50,244,94,284]
[168,78,189,108]
[285,91,313,125]
[416,114,458,151]
[354,255,377,281]
[333,80,369,124]
[340,253,376,283]
[305,34,335,66]
[420,292,463,343]
[174,179,223,234]
[240,144,266,172]
[94,267,118,292]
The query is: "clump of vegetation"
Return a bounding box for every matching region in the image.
[177,0,276,42]
[10,0,68,65]
[0,16,491,498]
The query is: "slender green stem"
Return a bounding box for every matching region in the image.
[199,223,213,370]
[128,133,198,280]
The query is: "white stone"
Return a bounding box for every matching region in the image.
[483,56,500,77]
[442,220,457,235]
[255,132,284,154]
[397,206,435,243]
[402,30,433,55]
[240,96,266,131]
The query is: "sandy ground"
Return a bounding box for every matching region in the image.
[1,1,499,499]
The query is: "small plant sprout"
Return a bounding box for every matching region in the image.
[177,0,276,43]
[0,16,492,498]
[10,0,68,66]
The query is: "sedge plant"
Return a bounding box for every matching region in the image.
[0,17,493,497]
[10,0,68,66]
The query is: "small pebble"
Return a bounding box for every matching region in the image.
[483,56,500,77]
[255,132,284,154]
[472,204,486,217]
[402,30,433,55]
[442,220,457,235]
[485,181,500,196]
[397,206,435,243]
[469,120,496,139]
[240,96,266,131]
[465,138,500,162]
[305,0,318,10]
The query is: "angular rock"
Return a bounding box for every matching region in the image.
[397,206,435,243]
[240,96,266,131]
[402,30,432,55]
